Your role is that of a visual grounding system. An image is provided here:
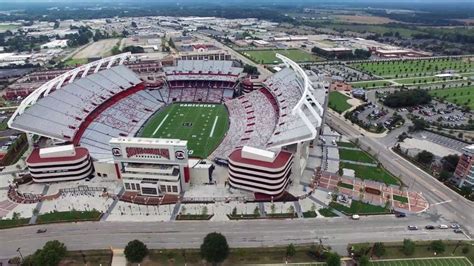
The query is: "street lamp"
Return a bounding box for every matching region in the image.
[17,247,24,261]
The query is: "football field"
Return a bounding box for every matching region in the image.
[139,103,229,158]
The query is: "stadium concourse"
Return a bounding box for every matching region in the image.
[5,52,329,212]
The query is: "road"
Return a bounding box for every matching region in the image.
[0,214,467,259]
[327,111,474,236]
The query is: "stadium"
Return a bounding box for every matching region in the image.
[8,52,328,198]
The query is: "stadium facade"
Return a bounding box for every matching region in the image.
[8,52,327,198]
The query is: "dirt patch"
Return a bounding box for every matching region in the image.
[335,15,398,24]
[73,38,120,59]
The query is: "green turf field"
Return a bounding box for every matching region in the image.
[328,91,352,113]
[429,86,474,109]
[240,48,322,64]
[140,103,229,158]
[369,257,472,266]
[350,58,474,78]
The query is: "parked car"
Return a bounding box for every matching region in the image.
[439,224,449,229]
[454,229,463,234]
[451,223,460,229]
[425,225,435,230]
[351,214,360,220]
[408,225,419,231]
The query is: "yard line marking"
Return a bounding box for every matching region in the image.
[209,116,219,138]
[152,113,169,136]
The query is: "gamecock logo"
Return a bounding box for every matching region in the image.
[112,148,122,157]
[175,150,186,160]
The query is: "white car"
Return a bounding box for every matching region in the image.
[439,224,449,229]
[351,214,360,220]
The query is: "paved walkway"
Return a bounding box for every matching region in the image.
[308,195,343,217]
[294,201,303,218]
[258,202,266,217]
[111,249,126,266]
[100,187,124,221]
[29,185,49,224]
[170,202,181,221]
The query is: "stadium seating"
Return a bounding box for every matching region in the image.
[211,89,277,158]
[79,89,166,160]
[263,68,324,148]
[10,65,144,142]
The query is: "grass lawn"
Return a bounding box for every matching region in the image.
[429,86,474,109]
[338,149,377,164]
[337,181,354,190]
[350,58,474,78]
[134,247,326,265]
[336,141,357,148]
[228,214,261,220]
[36,210,101,224]
[0,218,30,229]
[139,103,229,158]
[393,75,463,85]
[328,91,352,113]
[318,208,339,217]
[340,162,400,185]
[393,195,408,203]
[61,250,113,266]
[330,200,390,215]
[302,210,317,218]
[350,80,392,89]
[369,257,472,266]
[240,48,322,64]
[0,24,19,31]
[352,240,474,264]
[176,214,213,220]
[63,58,88,66]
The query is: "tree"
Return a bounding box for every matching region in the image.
[124,240,149,263]
[286,243,296,258]
[359,255,370,266]
[200,232,229,265]
[22,240,67,266]
[441,154,459,173]
[373,242,386,257]
[326,252,341,266]
[416,150,434,165]
[430,240,445,254]
[243,64,259,75]
[402,239,415,256]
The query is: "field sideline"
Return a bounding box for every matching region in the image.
[139,103,229,158]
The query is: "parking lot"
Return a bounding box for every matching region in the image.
[397,101,471,127]
[351,103,404,131]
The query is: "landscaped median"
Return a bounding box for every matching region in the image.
[36,210,102,224]
[176,214,214,220]
[0,217,30,229]
[0,210,102,229]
